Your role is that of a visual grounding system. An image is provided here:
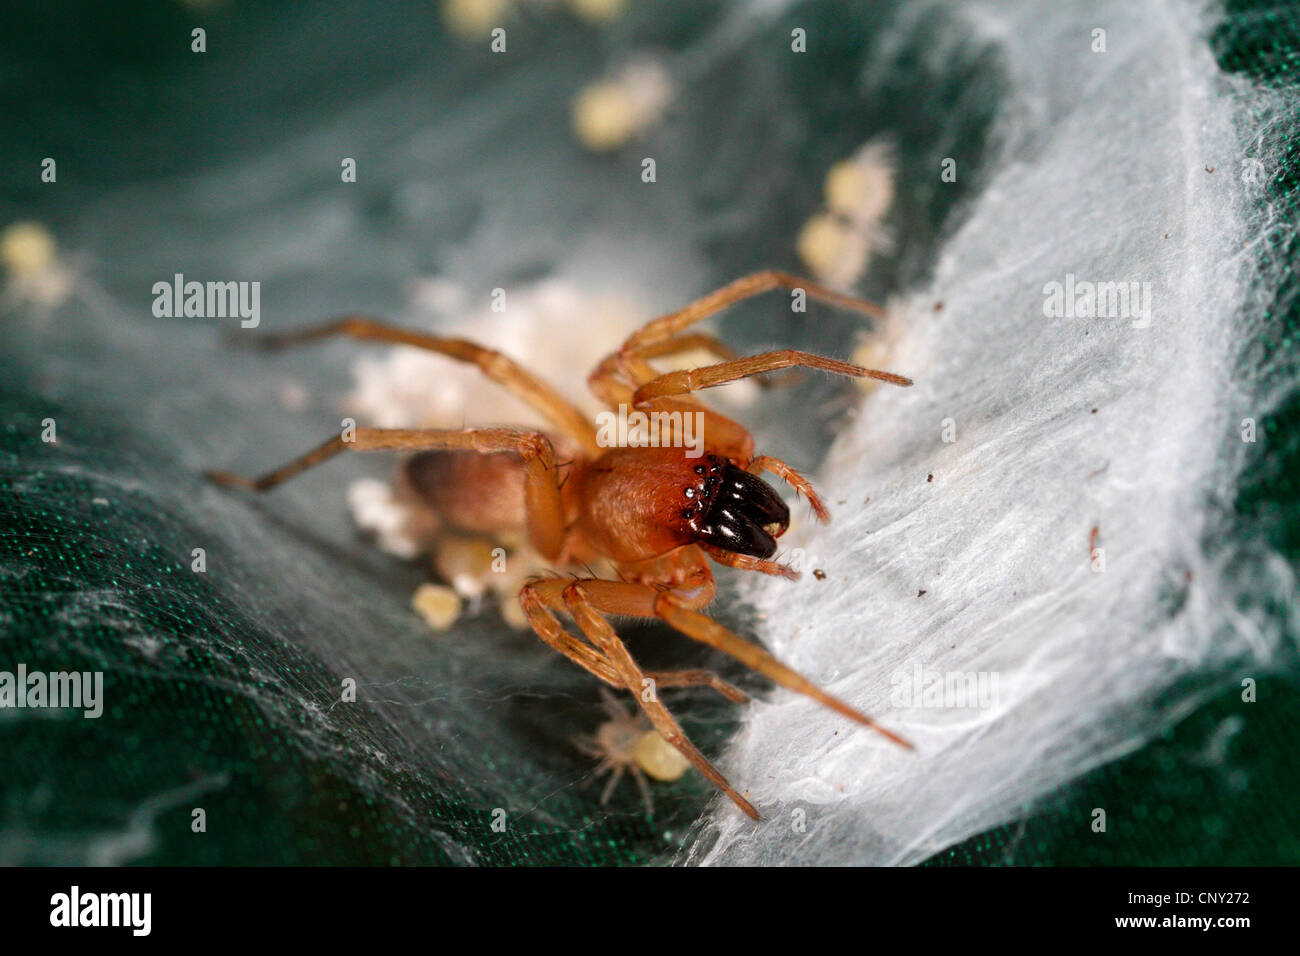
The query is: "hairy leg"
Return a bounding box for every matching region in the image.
[651,591,913,750]
[548,576,912,817]
[588,270,889,411]
[560,580,760,819]
[584,273,909,471]
[746,454,830,523]
[620,270,886,353]
[643,669,749,704]
[517,578,626,686]
[700,544,799,580]
[232,315,600,456]
[590,331,786,395]
[631,349,911,407]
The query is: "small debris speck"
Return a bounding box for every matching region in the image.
[918,589,927,597]
[926,473,933,483]
[813,569,827,581]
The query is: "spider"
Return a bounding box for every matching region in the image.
[206,270,914,819]
[571,687,695,818]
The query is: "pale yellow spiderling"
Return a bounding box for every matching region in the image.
[571,688,689,816]
[441,0,511,41]
[1,221,57,276]
[632,726,691,782]
[1,220,76,312]
[443,0,626,44]
[571,59,673,152]
[565,0,625,24]
[824,139,896,225]
[796,212,875,290]
[498,592,530,630]
[411,582,463,632]
[796,138,896,288]
[434,533,499,601]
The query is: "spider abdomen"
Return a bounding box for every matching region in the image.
[402,449,529,535]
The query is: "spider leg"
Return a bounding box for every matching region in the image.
[585,272,905,461]
[589,338,732,407]
[597,685,636,722]
[585,356,760,461]
[620,270,886,354]
[651,591,913,750]
[558,578,902,746]
[631,349,911,408]
[631,767,655,819]
[611,332,786,389]
[588,270,885,406]
[557,574,911,815]
[638,332,744,364]
[229,315,599,456]
[599,765,624,805]
[518,579,626,687]
[206,426,569,559]
[579,758,614,792]
[642,669,749,704]
[517,582,743,709]
[570,735,604,759]
[560,580,761,820]
[746,454,830,523]
[700,544,799,580]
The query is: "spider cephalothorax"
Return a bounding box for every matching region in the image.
[207,270,914,819]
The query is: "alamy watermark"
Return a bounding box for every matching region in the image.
[152,272,260,327]
[50,886,150,936]
[890,661,1000,710]
[0,663,103,718]
[1042,273,1151,329]
[595,404,705,458]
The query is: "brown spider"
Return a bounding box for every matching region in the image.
[206,270,914,819]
